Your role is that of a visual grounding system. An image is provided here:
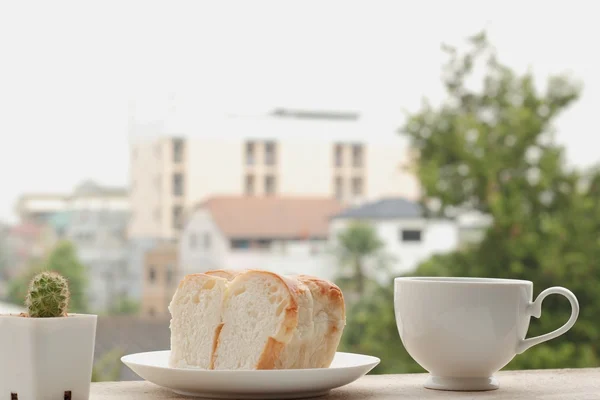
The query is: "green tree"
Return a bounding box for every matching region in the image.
[7,241,89,313]
[92,348,123,382]
[332,221,391,297]
[338,279,425,374]
[109,296,140,315]
[401,31,599,369]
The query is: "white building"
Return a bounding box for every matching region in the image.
[328,197,459,278]
[14,182,133,311]
[129,109,420,241]
[65,181,131,311]
[179,196,343,280]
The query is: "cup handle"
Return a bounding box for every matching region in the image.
[517,287,579,354]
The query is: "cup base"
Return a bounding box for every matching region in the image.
[424,375,499,391]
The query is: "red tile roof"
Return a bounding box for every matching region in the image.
[198,196,343,239]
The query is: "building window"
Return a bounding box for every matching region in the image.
[148,266,156,282]
[245,142,255,165]
[172,206,183,230]
[154,143,161,158]
[154,208,161,222]
[334,144,343,167]
[189,233,197,249]
[204,233,211,249]
[351,177,364,196]
[231,239,250,249]
[401,229,422,242]
[173,138,184,163]
[154,175,161,191]
[245,174,255,195]
[265,175,276,195]
[173,173,184,196]
[352,144,364,167]
[335,176,344,200]
[265,141,276,165]
[255,239,272,249]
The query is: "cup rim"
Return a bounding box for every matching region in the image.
[394,276,532,286]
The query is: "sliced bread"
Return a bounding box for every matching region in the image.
[168,269,346,370]
[168,273,228,369]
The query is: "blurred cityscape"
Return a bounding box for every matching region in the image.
[1,0,600,382]
[0,105,492,379]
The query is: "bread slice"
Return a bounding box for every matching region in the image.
[295,275,346,368]
[169,269,346,370]
[212,270,303,369]
[168,273,228,368]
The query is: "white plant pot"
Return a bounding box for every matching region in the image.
[0,314,97,400]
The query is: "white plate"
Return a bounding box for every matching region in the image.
[121,351,380,399]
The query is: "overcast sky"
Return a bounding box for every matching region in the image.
[0,0,598,221]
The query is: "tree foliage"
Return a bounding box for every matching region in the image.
[109,296,140,315]
[401,31,598,370]
[339,31,599,373]
[92,348,123,382]
[333,221,392,298]
[7,241,89,313]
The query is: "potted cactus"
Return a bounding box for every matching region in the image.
[0,272,97,400]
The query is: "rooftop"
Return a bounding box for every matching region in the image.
[332,197,423,220]
[269,108,360,121]
[197,196,344,239]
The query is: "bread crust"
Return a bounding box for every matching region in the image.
[172,269,345,370]
[295,274,346,368]
[256,337,286,369]
[204,269,246,281]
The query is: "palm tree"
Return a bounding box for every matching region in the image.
[332,221,393,298]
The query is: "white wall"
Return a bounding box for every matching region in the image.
[223,251,335,281]
[278,139,333,196]
[329,217,459,278]
[129,137,164,238]
[179,209,229,275]
[366,141,421,202]
[187,138,244,204]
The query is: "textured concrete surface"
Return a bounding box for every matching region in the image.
[91,368,600,399]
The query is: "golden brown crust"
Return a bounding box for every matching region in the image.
[295,274,346,319]
[205,269,246,281]
[176,272,209,289]
[256,337,286,369]
[210,323,224,369]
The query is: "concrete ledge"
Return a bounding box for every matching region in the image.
[91,368,600,399]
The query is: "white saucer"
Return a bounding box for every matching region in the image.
[121,350,380,399]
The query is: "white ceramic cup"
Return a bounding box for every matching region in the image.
[394,277,579,391]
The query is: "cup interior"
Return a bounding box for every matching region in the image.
[395,277,532,285]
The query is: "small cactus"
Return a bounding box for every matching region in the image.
[25,271,70,318]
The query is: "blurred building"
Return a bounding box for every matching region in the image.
[178,196,343,280]
[329,197,459,278]
[141,242,179,317]
[3,222,57,280]
[12,181,132,311]
[65,181,130,311]
[129,109,420,241]
[14,193,68,225]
